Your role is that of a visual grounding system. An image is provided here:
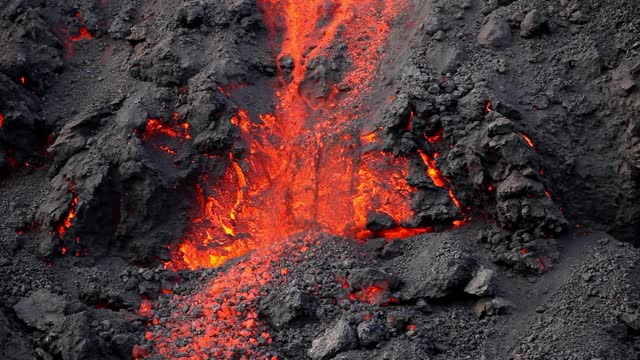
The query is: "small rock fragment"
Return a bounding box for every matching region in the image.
[357,320,387,348]
[464,267,496,296]
[308,319,358,360]
[400,237,476,300]
[520,10,547,38]
[259,286,312,329]
[478,14,512,48]
[365,212,396,232]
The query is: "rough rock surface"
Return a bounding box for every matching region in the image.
[13,289,68,331]
[464,267,496,297]
[397,234,477,300]
[308,319,358,360]
[478,14,512,48]
[0,0,639,359]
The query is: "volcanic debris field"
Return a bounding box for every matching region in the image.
[1,0,640,359]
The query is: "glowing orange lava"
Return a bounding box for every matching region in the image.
[137,117,192,155]
[146,1,465,358]
[167,0,440,271]
[56,182,79,240]
[142,118,191,140]
[417,150,461,208]
[0,113,3,128]
[520,132,536,151]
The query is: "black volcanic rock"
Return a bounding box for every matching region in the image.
[357,320,387,348]
[520,9,548,38]
[259,286,313,330]
[308,319,358,360]
[478,14,512,49]
[365,212,395,232]
[347,268,400,290]
[13,289,68,331]
[399,235,476,300]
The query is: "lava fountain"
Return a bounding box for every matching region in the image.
[143,1,463,358]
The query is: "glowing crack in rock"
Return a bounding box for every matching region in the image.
[136,117,192,155]
[55,181,82,257]
[62,12,94,59]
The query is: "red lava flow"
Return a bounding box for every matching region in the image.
[142,1,466,358]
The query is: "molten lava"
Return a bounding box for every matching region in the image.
[520,132,537,151]
[0,113,4,128]
[53,181,82,257]
[145,1,466,358]
[167,0,461,271]
[141,117,191,140]
[137,117,192,155]
[62,12,93,58]
[56,181,79,240]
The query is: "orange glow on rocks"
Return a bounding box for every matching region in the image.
[137,117,192,155]
[144,1,468,358]
[0,113,4,128]
[426,128,444,144]
[137,299,153,318]
[142,118,191,140]
[360,129,380,144]
[62,12,93,58]
[350,284,388,304]
[70,27,93,42]
[147,239,290,359]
